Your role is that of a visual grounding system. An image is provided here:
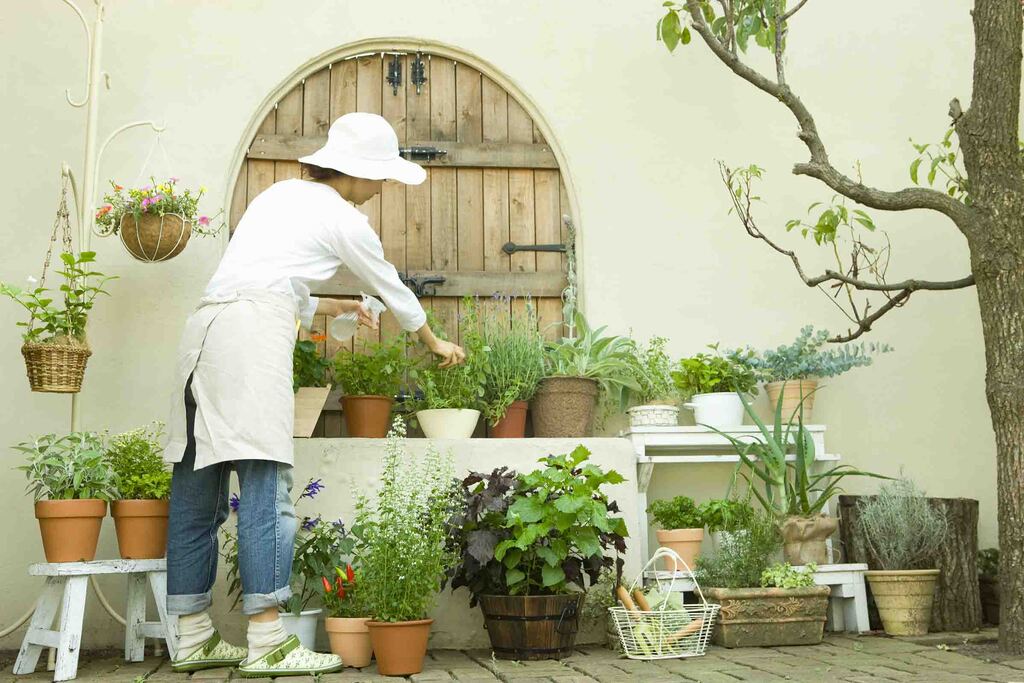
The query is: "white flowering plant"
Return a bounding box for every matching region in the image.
[348,417,461,622]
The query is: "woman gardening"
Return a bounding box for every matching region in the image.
[164,113,465,677]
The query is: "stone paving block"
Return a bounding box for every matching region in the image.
[1004,659,1024,670]
[840,664,912,680]
[825,636,927,654]
[450,671,502,681]
[562,663,640,683]
[548,676,601,683]
[686,672,751,683]
[187,666,235,681]
[411,671,456,681]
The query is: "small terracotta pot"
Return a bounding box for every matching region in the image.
[35,499,107,563]
[531,377,599,437]
[489,401,528,438]
[325,617,373,668]
[656,528,704,571]
[342,395,394,438]
[865,569,940,636]
[764,380,818,422]
[111,499,169,559]
[779,514,838,566]
[367,619,433,676]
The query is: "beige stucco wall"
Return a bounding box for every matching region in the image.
[0,0,998,649]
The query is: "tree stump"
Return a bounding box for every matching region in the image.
[838,495,982,632]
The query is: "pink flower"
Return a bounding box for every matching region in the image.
[170,177,179,183]
[141,184,152,191]
[198,215,210,226]
[154,195,164,202]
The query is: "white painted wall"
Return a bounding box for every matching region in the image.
[0,0,998,648]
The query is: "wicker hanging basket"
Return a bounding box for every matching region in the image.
[119,212,192,262]
[22,340,92,393]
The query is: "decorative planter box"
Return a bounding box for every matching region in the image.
[705,585,830,648]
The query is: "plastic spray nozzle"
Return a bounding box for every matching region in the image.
[329,292,388,342]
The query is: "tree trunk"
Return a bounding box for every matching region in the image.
[838,495,982,632]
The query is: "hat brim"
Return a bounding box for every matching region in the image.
[298,150,426,185]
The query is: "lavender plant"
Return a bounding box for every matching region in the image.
[857,477,948,571]
[478,297,545,425]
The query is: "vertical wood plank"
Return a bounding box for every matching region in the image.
[247,109,276,205]
[228,168,247,235]
[508,97,536,322]
[481,76,510,276]
[535,168,562,340]
[355,56,384,350]
[381,55,409,345]
[429,57,458,341]
[275,85,303,182]
[456,64,484,342]
[124,573,147,662]
[303,68,331,137]
[330,59,358,119]
[406,55,433,323]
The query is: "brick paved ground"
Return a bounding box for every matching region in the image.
[5,635,1024,683]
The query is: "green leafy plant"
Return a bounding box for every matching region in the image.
[753,326,891,382]
[978,548,999,580]
[350,418,461,621]
[857,477,948,571]
[333,335,410,397]
[625,336,679,405]
[695,515,782,589]
[293,334,332,392]
[107,422,171,500]
[321,563,365,618]
[14,432,118,501]
[416,299,488,410]
[672,344,758,398]
[478,297,545,425]
[760,562,817,589]
[1,251,117,344]
[544,312,639,410]
[95,177,221,237]
[447,446,628,603]
[648,496,703,530]
[699,498,757,534]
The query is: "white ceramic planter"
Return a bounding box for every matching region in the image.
[627,404,680,427]
[417,409,481,438]
[683,392,745,428]
[279,608,322,650]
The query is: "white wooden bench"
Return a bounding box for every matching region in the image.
[13,559,177,682]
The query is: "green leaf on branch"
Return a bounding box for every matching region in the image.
[541,564,565,587]
[910,157,922,184]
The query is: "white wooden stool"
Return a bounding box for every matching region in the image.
[14,559,178,682]
[803,562,871,633]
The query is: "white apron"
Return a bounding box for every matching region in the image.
[165,289,297,469]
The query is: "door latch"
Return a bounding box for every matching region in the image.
[399,146,447,161]
[501,241,566,255]
[386,53,402,95]
[401,274,447,298]
[411,52,428,95]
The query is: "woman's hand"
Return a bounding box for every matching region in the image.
[332,299,378,330]
[429,338,466,369]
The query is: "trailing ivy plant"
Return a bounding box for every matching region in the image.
[333,335,411,398]
[648,495,703,530]
[446,445,628,604]
[293,335,332,392]
[672,344,759,397]
[107,422,171,500]
[752,326,891,382]
[14,432,118,501]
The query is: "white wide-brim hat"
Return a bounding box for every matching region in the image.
[298,112,426,185]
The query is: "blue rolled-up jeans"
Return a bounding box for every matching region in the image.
[167,378,297,616]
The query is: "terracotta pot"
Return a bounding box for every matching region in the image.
[531,377,599,437]
[656,528,704,571]
[367,619,433,676]
[111,499,169,559]
[478,594,583,660]
[780,514,838,565]
[489,401,528,438]
[865,569,940,636]
[417,409,480,438]
[325,617,373,668]
[35,499,106,563]
[706,585,831,647]
[342,395,394,438]
[119,213,191,262]
[764,380,818,422]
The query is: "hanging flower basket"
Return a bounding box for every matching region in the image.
[119,212,191,262]
[22,339,92,393]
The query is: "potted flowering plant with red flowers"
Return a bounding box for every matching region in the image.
[95,177,221,262]
[322,563,372,668]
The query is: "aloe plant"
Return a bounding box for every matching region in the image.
[708,386,887,518]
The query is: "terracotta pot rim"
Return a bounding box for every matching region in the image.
[111,499,170,516]
[656,528,705,538]
[865,569,941,577]
[765,379,819,387]
[35,499,107,519]
[341,394,394,401]
[366,618,434,627]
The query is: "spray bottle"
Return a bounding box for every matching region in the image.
[329,292,388,341]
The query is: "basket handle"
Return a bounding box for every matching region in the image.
[628,547,712,608]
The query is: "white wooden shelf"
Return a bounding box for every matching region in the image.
[636,453,840,464]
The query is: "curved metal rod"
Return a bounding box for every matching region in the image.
[60,0,93,107]
[89,120,167,236]
[61,163,82,235]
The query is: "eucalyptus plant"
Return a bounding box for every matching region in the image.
[544,312,639,410]
[14,432,118,501]
[753,326,892,382]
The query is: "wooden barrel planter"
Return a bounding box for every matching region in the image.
[478,594,584,660]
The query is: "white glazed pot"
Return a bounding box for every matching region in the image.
[683,392,744,428]
[417,409,481,438]
[279,608,322,650]
[627,404,680,428]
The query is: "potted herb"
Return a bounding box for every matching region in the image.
[222,478,343,649]
[698,516,830,647]
[978,548,999,625]
[349,418,460,675]
[673,344,758,428]
[95,177,221,262]
[533,312,639,437]
[322,563,373,668]
[415,301,487,438]
[1,251,116,393]
[108,422,172,559]
[858,477,949,636]
[293,334,333,438]
[647,496,704,571]
[14,432,118,562]
[333,335,409,437]
[625,336,680,427]
[699,497,756,548]
[447,446,628,660]
[754,326,891,422]
[479,298,545,438]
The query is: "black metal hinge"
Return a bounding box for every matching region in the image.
[386,54,402,95]
[501,241,566,255]
[401,273,446,298]
[399,146,447,161]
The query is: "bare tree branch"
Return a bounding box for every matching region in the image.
[781,0,812,23]
[682,0,973,225]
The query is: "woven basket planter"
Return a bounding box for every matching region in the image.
[120,213,191,262]
[22,341,91,393]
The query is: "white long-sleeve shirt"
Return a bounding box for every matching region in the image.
[205,178,426,332]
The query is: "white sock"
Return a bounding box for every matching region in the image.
[176,611,215,659]
[247,618,291,661]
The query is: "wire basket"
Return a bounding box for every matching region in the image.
[609,547,719,660]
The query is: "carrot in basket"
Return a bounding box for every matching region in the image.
[632,590,652,612]
[665,618,705,644]
[616,585,638,612]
